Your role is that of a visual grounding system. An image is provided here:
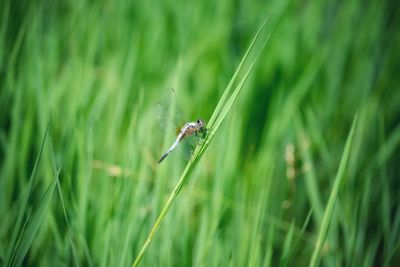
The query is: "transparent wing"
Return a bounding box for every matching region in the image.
[155,87,185,133]
[180,135,197,161]
[155,87,192,162]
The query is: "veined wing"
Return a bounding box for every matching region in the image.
[155,87,185,134]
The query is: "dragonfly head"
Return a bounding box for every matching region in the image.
[196,119,206,130]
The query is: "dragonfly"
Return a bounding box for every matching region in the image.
[157,119,206,163]
[156,88,207,164]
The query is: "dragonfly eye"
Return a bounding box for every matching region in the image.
[197,119,205,128]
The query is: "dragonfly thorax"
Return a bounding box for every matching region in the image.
[180,119,206,137]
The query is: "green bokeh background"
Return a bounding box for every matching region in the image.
[1,0,399,266]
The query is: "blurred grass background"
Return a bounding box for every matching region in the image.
[1,0,400,266]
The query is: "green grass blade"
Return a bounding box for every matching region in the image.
[131,19,269,267]
[286,209,313,267]
[374,123,400,169]
[195,35,270,165]
[208,16,269,129]
[5,120,50,267]
[49,140,80,267]
[309,114,358,267]
[294,115,324,224]
[12,176,58,267]
[280,221,296,267]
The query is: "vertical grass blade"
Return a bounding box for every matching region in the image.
[49,140,80,267]
[309,114,358,267]
[12,177,57,267]
[4,120,50,267]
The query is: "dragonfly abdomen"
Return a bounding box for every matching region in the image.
[157,133,184,163]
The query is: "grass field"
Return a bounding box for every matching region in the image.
[1,0,400,266]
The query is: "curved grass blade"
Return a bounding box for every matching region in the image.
[131,17,270,267]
